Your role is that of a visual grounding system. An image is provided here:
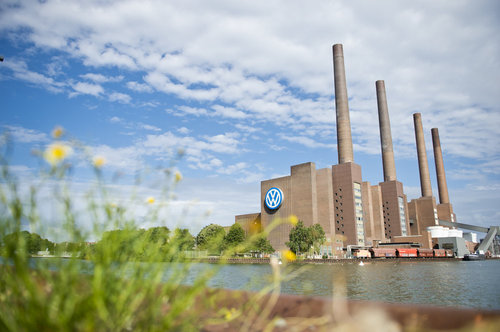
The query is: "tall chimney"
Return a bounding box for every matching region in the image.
[431,128,450,204]
[413,113,433,197]
[376,80,397,181]
[332,44,354,164]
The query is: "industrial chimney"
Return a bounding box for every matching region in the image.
[413,113,433,197]
[431,128,450,204]
[376,80,397,182]
[332,44,354,164]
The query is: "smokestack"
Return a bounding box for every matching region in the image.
[413,113,433,197]
[376,80,397,182]
[431,128,450,204]
[332,44,354,164]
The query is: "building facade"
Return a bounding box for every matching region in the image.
[233,44,458,253]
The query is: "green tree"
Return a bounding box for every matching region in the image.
[310,223,326,255]
[171,228,195,251]
[1,231,55,255]
[286,221,311,255]
[196,224,225,254]
[250,235,275,255]
[224,223,245,250]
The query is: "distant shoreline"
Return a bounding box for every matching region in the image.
[192,257,500,264]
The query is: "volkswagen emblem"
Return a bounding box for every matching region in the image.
[265,187,283,210]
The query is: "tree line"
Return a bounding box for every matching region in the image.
[1,220,324,260]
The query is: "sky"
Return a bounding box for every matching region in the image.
[0,0,499,239]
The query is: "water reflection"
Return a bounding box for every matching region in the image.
[195,260,500,310]
[27,258,500,309]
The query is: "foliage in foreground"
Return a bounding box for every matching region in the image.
[0,129,291,331]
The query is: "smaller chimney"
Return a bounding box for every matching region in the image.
[413,113,433,197]
[376,80,397,182]
[431,128,450,204]
[332,44,354,164]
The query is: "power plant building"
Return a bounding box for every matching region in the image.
[234,44,457,254]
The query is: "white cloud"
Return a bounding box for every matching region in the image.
[3,1,498,161]
[109,116,123,123]
[108,91,131,103]
[167,106,209,117]
[3,59,65,93]
[280,135,335,149]
[71,82,104,97]
[139,124,161,132]
[126,81,153,93]
[211,105,247,119]
[234,124,258,134]
[81,73,123,83]
[3,125,48,144]
[177,127,191,135]
[90,144,143,169]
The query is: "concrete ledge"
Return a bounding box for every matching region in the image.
[199,288,500,331]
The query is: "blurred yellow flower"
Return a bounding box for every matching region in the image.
[289,214,298,226]
[146,196,155,204]
[52,126,64,139]
[93,156,105,169]
[224,308,237,321]
[43,143,72,166]
[282,250,296,262]
[175,171,182,183]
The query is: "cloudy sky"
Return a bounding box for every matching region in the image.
[1,0,499,237]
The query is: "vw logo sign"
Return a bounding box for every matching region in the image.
[265,187,283,210]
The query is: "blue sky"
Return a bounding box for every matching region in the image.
[1,0,499,238]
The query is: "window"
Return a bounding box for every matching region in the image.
[398,197,407,236]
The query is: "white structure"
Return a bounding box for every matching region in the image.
[427,226,463,238]
[463,232,478,243]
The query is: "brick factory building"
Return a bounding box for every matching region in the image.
[235,44,457,254]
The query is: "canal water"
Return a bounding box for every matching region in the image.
[25,257,500,310]
[182,260,500,310]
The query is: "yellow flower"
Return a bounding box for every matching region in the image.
[44,143,72,166]
[93,156,105,169]
[146,196,155,205]
[282,250,296,262]
[288,214,298,226]
[52,126,64,139]
[224,308,237,321]
[175,171,182,183]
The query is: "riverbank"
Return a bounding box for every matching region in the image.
[200,287,500,331]
[192,257,500,264]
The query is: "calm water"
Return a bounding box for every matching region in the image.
[24,258,500,310]
[181,260,500,310]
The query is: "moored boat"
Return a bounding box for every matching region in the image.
[463,253,485,261]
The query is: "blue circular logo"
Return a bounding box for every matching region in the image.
[265,187,283,210]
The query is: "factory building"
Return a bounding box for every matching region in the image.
[234,44,457,253]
